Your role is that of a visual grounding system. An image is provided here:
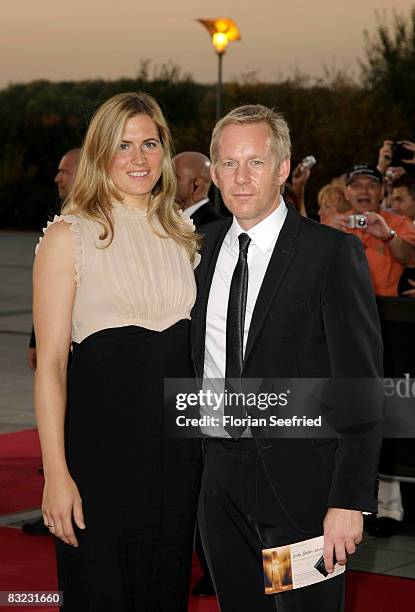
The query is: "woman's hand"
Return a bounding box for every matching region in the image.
[42,472,85,547]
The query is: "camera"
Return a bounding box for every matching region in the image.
[391,141,414,170]
[301,155,316,169]
[347,215,368,229]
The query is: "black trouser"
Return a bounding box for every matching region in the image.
[198,438,345,612]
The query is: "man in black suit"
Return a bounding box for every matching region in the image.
[192,105,383,611]
[173,151,224,227]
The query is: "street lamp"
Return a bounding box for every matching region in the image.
[197,18,241,121]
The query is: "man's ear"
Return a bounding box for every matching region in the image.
[278,159,291,186]
[210,163,219,189]
[193,177,202,194]
[192,178,204,202]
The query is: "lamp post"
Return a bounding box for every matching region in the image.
[197,18,241,121]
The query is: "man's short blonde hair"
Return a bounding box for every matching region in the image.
[210,104,291,166]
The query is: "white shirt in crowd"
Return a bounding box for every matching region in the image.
[183,198,210,218]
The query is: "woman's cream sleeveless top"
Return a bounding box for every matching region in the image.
[35,203,199,343]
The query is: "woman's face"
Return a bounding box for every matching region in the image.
[318,197,337,223]
[108,114,164,209]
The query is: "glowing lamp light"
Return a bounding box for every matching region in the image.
[212,32,229,54]
[197,18,241,55]
[196,16,241,150]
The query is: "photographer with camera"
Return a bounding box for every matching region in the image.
[378,140,415,177]
[329,165,415,296]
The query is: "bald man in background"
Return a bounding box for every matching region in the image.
[54,148,81,201]
[173,151,224,228]
[27,148,80,370]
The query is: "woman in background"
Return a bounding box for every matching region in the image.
[317,179,350,225]
[33,92,202,611]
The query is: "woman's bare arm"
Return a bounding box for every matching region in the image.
[33,220,84,546]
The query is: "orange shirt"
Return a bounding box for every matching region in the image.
[345,210,415,296]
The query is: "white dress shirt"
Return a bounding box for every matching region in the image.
[202,199,288,436]
[183,198,209,218]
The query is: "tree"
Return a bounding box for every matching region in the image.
[361,6,415,134]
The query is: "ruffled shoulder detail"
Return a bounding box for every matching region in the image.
[177,208,201,269]
[178,208,196,232]
[35,214,83,288]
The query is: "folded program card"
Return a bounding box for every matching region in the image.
[262,535,345,594]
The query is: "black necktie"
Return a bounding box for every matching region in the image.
[225,233,251,438]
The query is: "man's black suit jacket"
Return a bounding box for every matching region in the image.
[192,205,384,534]
[190,200,224,228]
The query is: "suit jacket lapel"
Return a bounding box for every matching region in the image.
[194,218,232,377]
[243,206,302,370]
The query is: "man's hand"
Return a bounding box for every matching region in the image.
[28,347,37,370]
[329,211,394,243]
[323,508,363,573]
[364,211,392,241]
[377,140,393,174]
[402,279,415,297]
[401,140,415,165]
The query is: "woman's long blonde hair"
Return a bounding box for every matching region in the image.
[63,92,200,261]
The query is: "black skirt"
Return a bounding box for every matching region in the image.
[56,321,202,611]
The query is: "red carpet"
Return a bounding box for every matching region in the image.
[346,570,415,611]
[0,527,57,612]
[1,430,415,611]
[1,527,414,612]
[0,430,219,610]
[0,429,43,514]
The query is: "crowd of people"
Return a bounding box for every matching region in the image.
[295,140,415,298]
[22,92,413,611]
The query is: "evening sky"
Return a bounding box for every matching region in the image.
[1,0,413,88]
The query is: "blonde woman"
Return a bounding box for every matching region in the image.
[317,180,350,225]
[33,92,202,610]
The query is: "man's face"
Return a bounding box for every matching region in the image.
[391,186,415,220]
[173,158,193,208]
[54,153,79,200]
[345,176,383,213]
[211,122,290,230]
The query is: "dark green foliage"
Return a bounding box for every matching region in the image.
[360,6,415,134]
[0,37,410,227]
